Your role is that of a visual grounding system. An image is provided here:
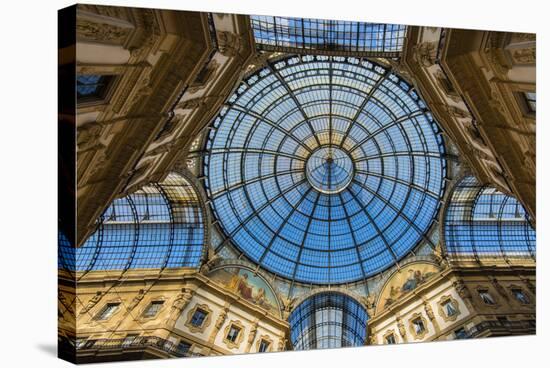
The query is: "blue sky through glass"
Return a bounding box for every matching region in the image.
[251,16,406,55]
[444,176,536,259]
[289,292,368,349]
[59,173,205,272]
[205,55,446,284]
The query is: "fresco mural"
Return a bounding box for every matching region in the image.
[376,262,439,314]
[209,266,279,313]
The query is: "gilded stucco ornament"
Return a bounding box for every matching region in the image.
[166,288,194,326]
[361,294,377,318]
[438,295,461,322]
[185,304,213,333]
[414,41,438,67]
[79,291,105,316]
[217,31,242,57]
[223,320,246,349]
[76,20,131,44]
[409,312,429,340]
[256,335,273,352]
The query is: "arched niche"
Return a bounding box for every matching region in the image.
[375,261,440,315]
[207,264,283,318]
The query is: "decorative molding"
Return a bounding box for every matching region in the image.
[208,304,230,343]
[490,277,510,301]
[223,320,245,350]
[361,293,377,318]
[79,291,105,316]
[507,284,531,306]
[138,297,166,320]
[217,31,243,57]
[255,334,273,352]
[185,303,213,333]
[165,288,195,327]
[382,329,397,345]
[396,316,407,342]
[409,312,429,340]
[414,41,438,67]
[437,294,460,322]
[245,320,259,352]
[511,47,536,65]
[474,286,500,309]
[76,19,131,44]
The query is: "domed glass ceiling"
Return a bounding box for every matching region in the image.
[204,55,447,284]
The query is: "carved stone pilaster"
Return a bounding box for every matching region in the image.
[453,279,474,311]
[124,289,146,316]
[490,277,510,301]
[208,304,229,343]
[396,316,408,343]
[414,41,438,67]
[281,296,297,319]
[245,320,259,353]
[422,298,440,334]
[77,122,105,153]
[165,288,194,328]
[79,291,105,316]
[277,335,287,351]
[361,294,377,318]
[217,31,242,57]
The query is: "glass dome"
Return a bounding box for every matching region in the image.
[204,55,447,284]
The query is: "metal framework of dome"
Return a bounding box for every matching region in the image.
[443,175,536,260]
[204,55,447,284]
[59,173,206,274]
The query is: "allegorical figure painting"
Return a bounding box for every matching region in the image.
[376,262,439,313]
[209,267,278,312]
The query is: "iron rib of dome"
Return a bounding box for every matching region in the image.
[204,54,447,284]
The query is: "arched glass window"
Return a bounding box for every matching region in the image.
[289,292,368,350]
[251,16,406,57]
[59,173,206,272]
[204,55,447,284]
[443,176,535,260]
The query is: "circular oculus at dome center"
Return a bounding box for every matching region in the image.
[305,146,354,194]
[204,54,447,285]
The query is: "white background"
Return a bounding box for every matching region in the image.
[0,0,546,367]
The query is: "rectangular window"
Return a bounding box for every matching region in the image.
[385,334,396,344]
[142,301,164,318]
[443,300,457,317]
[412,318,425,334]
[94,302,120,320]
[478,290,496,305]
[258,339,271,352]
[523,92,536,112]
[76,74,112,100]
[454,328,468,339]
[226,325,241,343]
[512,289,530,304]
[177,341,191,355]
[190,308,208,327]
